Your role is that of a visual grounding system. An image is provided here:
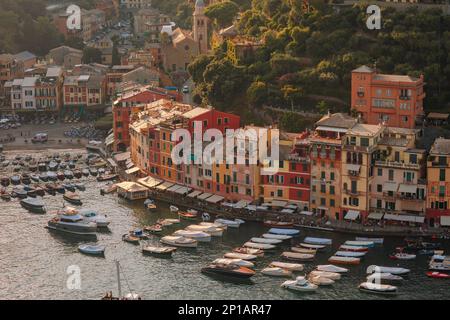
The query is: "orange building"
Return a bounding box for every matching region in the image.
[351,65,425,129]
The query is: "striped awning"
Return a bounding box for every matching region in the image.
[234,200,250,209]
[384,214,425,223]
[167,184,183,192]
[344,210,360,221]
[368,212,384,220]
[205,195,224,204]
[383,182,398,192]
[156,182,174,190]
[398,184,417,194]
[197,193,213,200]
[174,186,191,195]
[187,190,203,198]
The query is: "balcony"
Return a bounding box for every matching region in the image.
[288,154,310,163]
[431,161,447,167]
[319,152,327,159]
[357,91,364,97]
[399,95,411,101]
[344,189,360,196]
[375,160,420,170]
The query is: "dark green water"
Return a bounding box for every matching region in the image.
[0,151,449,300]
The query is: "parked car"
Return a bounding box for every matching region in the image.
[182,86,190,94]
[31,133,48,143]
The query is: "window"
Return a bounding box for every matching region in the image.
[330,172,335,181]
[388,170,394,181]
[440,169,446,182]
[377,184,382,192]
[330,199,335,207]
[330,186,335,195]
[360,138,369,147]
[377,168,382,176]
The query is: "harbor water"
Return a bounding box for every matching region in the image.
[0,150,449,300]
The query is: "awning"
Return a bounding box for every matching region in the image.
[300,211,313,216]
[281,209,294,214]
[398,184,417,194]
[197,193,213,200]
[246,205,268,211]
[125,167,140,175]
[316,126,348,134]
[263,200,287,207]
[285,204,298,210]
[205,195,224,204]
[221,202,235,207]
[383,182,398,192]
[116,181,148,192]
[441,216,450,226]
[368,212,384,220]
[156,182,174,191]
[384,214,425,223]
[167,184,183,193]
[187,190,203,198]
[317,206,329,211]
[137,176,162,188]
[114,152,130,162]
[344,210,360,221]
[347,164,361,172]
[234,200,250,209]
[174,186,191,195]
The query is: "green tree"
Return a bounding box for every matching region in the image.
[282,85,304,109]
[188,54,214,84]
[205,1,240,28]
[247,81,268,107]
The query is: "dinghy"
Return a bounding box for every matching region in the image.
[173,230,211,242]
[309,270,341,280]
[389,253,416,260]
[202,264,255,279]
[232,247,264,257]
[366,273,403,282]
[215,218,244,228]
[250,237,282,245]
[358,282,398,296]
[213,258,254,269]
[263,220,294,228]
[200,222,227,230]
[179,210,198,220]
[339,245,369,252]
[268,228,299,236]
[244,242,276,250]
[426,271,450,279]
[309,275,335,286]
[63,192,82,205]
[122,234,140,244]
[366,265,410,275]
[300,243,326,251]
[316,265,348,273]
[143,224,163,234]
[20,197,46,214]
[262,233,292,240]
[142,246,177,257]
[291,247,316,255]
[169,205,179,213]
[224,252,257,261]
[186,225,224,237]
[281,251,315,261]
[261,267,292,277]
[161,236,198,248]
[269,261,304,272]
[344,240,375,248]
[78,244,105,256]
[328,256,360,265]
[335,251,366,258]
[304,237,332,246]
[356,237,384,245]
[144,199,157,210]
[281,276,318,293]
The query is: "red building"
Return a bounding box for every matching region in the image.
[351,65,425,129]
[113,86,182,151]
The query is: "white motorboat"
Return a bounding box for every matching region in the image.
[268,228,300,236]
[160,236,198,248]
[269,261,304,272]
[47,214,97,237]
[200,221,228,230]
[358,282,398,296]
[335,251,366,258]
[78,244,105,256]
[366,273,403,282]
[186,225,224,237]
[215,218,244,228]
[339,245,368,252]
[213,258,255,269]
[281,276,318,292]
[20,197,46,214]
[389,253,416,260]
[366,265,410,275]
[309,275,335,286]
[309,270,341,280]
[344,240,375,248]
[79,209,110,228]
[250,237,282,245]
[142,246,177,257]
[291,247,317,254]
[174,230,211,242]
[170,205,179,212]
[316,265,348,273]
[224,252,257,261]
[281,251,315,261]
[303,237,332,246]
[261,267,292,277]
[328,256,360,265]
[356,237,384,245]
[299,243,326,251]
[429,255,450,271]
[244,242,276,250]
[262,233,292,240]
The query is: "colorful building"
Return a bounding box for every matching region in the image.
[351,65,425,129]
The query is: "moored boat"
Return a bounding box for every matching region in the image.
[78,244,105,256]
[46,214,97,237]
[161,236,198,248]
[335,251,366,258]
[358,282,398,296]
[47,171,57,181]
[144,199,157,210]
[309,270,341,280]
[215,218,244,228]
[224,252,257,261]
[309,275,335,286]
[213,258,254,269]
[366,273,403,283]
[244,242,276,250]
[39,172,48,182]
[64,170,74,179]
[366,265,410,275]
[73,170,82,179]
[1,177,10,187]
[263,220,294,228]
[356,237,384,245]
[57,171,65,181]
[316,265,349,273]
[122,233,140,244]
[142,246,177,257]
[268,228,300,236]
[304,237,332,246]
[250,237,282,245]
[82,168,90,177]
[11,175,21,185]
[281,251,315,261]
[179,210,198,220]
[339,245,369,252]
[62,183,76,192]
[269,261,304,272]
[328,256,360,265]
[173,230,211,242]
[344,240,375,248]
[232,247,264,257]
[281,276,318,292]
[262,233,292,240]
[201,264,255,279]
[291,247,317,255]
[20,197,46,214]
[170,205,179,212]
[426,271,450,279]
[80,209,110,228]
[299,243,326,251]
[389,253,416,260]
[261,267,292,277]
[186,225,224,237]
[63,192,82,205]
[97,174,119,182]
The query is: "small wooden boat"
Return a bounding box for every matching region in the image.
[262,233,292,241]
[356,237,384,245]
[359,282,398,296]
[335,251,366,258]
[97,174,119,182]
[328,256,360,265]
[366,273,403,283]
[269,261,304,272]
[213,258,254,269]
[12,188,28,199]
[142,246,176,257]
[21,174,31,185]
[344,240,375,248]
[160,236,197,248]
[201,264,255,279]
[233,247,264,257]
[309,270,341,280]
[64,170,74,179]
[244,242,276,250]
[281,276,318,292]
[174,230,211,242]
[426,271,450,279]
[73,170,82,179]
[63,192,82,205]
[299,243,326,251]
[215,218,244,228]
[291,247,317,255]
[144,199,157,210]
[57,171,65,181]
[224,252,257,261]
[186,225,224,237]
[82,169,90,177]
[130,229,149,240]
[309,275,335,286]
[20,197,46,214]
[122,233,140,244]
[0,193,11,201]
[170,205,179,213]
[78,244,105,256]
[261,267,292,277]
[100,184,117,195]
[316,265,348,273]
[282,251,315,262]
[62,183,76,192]
[263,220,294,228]
[389,253,416,260]
[268,228,299,236]
[33,186,45,197]
[250,237,282,245]
[179,210,198,220]
[11,175,21,185]
[304,237,332,246]
[144,224,163,233]
[1,177,10,187]
[339,245,369,252]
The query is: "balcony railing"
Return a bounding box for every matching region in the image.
[375,160,420,170]
[344,189,360,196]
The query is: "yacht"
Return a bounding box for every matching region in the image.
[47,213,97,237]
